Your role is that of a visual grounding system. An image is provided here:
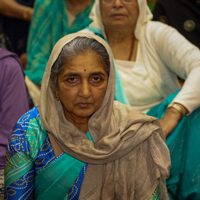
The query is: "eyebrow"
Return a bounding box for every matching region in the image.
[63,72,106,78]
[91,72,106,76]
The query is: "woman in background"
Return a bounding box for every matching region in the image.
[82,0,200,199]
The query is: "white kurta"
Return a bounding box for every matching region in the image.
[115,43,164,113]
[81,0,200,114]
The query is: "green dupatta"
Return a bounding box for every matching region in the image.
[26,0,94,85]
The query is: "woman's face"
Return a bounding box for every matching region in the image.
[100,0,139,31]
[56,51,108,121]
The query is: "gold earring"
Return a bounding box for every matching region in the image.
[56,92,60,101]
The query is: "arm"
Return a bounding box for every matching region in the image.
[0,0,33,21]
[4,123,34,199]
[153,22,200,137]
[160,102,188,138]
[160,67,200,137]
[0,56,29,164]
[26,0,52,85]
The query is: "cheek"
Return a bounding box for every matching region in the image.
[100,5,110,22]
[129,5,139,20]
[58,84,78,102]
[92,84,108,106]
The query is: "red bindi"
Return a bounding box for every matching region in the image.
[84,69,86,72]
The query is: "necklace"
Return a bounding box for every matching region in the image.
[128,34,135,61]
[106,33,135,61]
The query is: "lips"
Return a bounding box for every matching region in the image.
[111,13,125,19]
[113,13,124,15]
[77,103,91,108]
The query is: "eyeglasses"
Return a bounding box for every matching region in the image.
[102,0,135,4]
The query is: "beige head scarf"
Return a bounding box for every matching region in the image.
[40,32,170,199]
[89,0,153,40]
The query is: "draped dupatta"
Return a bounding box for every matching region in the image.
[39,33,170,199]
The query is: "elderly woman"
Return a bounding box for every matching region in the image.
[4,33,170,199]
[81,0,200,199]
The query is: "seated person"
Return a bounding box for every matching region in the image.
[4,33,170,200]
[0,48,29,199]
[81,0,200,199]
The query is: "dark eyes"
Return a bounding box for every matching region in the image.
[67,77,78,83]
[91,76,102,83]
[66,76,103,85]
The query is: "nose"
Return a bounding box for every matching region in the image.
[79,80,91,98]
[114,0,123,7]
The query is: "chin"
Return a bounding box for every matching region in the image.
[111,22,128,29]
[75,110,95,118]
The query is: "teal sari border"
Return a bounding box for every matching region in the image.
[35,132,94,200]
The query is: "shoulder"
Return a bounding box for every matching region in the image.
[145,21,186,42]
[0,54,24,90]
[17,106,40,124]
[0,50,22,73]
[17,106,47,143]
[8,107,47,158]
[145,21,177,37]
[143,21,187,51]
[0,59,22,78]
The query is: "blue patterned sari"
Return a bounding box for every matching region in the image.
[4,107,160,199]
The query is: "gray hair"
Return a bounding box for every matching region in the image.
[51,37,110,90]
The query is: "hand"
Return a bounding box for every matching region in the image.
[19,53,27,70]
[160,103,188,139]
[23,7,34,22]
[160,109,180,139]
